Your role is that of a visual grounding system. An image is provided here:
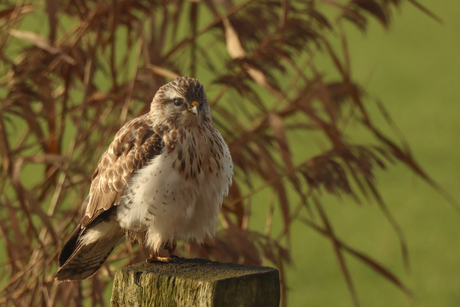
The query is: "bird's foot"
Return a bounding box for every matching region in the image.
[146,255,169,263]
[146,254,180,263]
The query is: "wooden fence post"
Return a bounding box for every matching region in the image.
[110,258,280,306]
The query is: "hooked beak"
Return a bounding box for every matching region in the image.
[189,101,200,117]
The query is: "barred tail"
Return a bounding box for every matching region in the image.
[55,221,124,281]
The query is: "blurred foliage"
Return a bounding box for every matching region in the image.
[0,0,448,306]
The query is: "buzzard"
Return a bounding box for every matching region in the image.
[56,77,233,281]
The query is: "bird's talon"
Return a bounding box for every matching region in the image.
[146,254,172,263]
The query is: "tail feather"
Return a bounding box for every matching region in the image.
[56,237,123,281]
[58,224,82,268]
[56,220,124,282]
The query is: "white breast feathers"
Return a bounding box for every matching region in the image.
[116,126,233,252]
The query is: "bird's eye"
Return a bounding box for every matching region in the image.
[173,98,183,106]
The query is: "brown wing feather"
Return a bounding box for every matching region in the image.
[57,114,163,279]
[80,114,163,228]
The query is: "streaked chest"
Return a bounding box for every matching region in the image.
[117,125,233,231]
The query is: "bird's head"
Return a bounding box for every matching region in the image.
[149,76,210,128]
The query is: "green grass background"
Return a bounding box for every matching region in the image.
[283,1,460,306]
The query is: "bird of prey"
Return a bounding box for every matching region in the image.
[55,77,233,281]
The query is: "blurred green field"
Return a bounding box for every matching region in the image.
[282,1,460,306]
